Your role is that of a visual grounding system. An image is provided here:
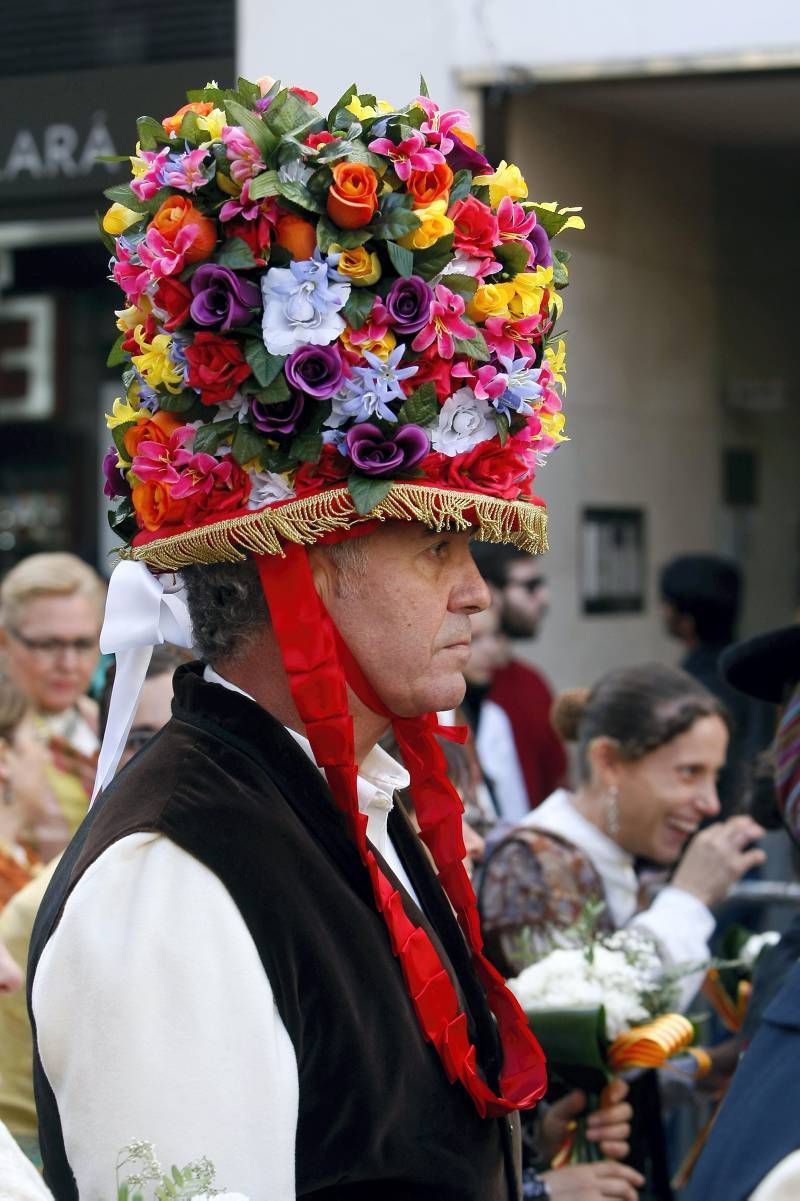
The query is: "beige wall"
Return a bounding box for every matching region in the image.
[507,96,721,690]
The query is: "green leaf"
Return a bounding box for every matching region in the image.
[398,381,438,428]
[264,89,320,139]
[527,203,585,240]
[257,372,291,404]
[245,342,285,388]
[248,169,280,201]
[419,74,430,99]
[224,98,277,158]
[442,273,478,299]
[369,205,420,243]
[385,241,414,277]
[451,326,490,362]
[231,423,267,465]
[348,474,392,516]
[328,83,358,126]
[494,412,510,446]
[102,183,148,213]
[237,76,262,107]
[495,241,530,278]
[412,232,455,281]
[342,140,386,171]
[449,169,472,205]
[276,178,322,213]
[215,236,258,269]
[156,390,207,417]
[193,418,235,455]
[342,287,375,330]
[290,431,323,462]
[106,333,126,368]
[110,420,136,462]
[525,1006,610,1095]
[178,110,203,144]
[552,246,571,289]
[136,115,169,151]
[316,214,372,253]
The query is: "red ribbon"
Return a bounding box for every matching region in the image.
[256,545,547,1118]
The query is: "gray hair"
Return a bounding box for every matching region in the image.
[182,539,370,665]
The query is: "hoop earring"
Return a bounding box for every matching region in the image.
[605,784,620,839]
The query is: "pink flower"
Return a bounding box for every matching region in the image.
[221,125,266,185]
[130,147,170,201]
[132,426,195,486]
[219,179,280,225]
[496,195,537,242]
[138,224,199,278]
[414,97,470,155]
[368,131,445,181]
[169,451,229,499]
[111,242,150,304]
[471,363,508,403]
[161,147,214,194]
[411,283,475,360]
[483,314,542,363]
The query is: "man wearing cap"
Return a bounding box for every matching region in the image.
[683,622,800,1201]
[27,77,591,1200]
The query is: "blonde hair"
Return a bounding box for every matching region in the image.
[0,553,105,631]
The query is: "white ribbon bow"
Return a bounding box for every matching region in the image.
[92,560,194,801]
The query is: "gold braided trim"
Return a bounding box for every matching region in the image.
[120,483,549,570]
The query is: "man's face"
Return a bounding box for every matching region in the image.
[500,560,549,640]
[319,525,492,717]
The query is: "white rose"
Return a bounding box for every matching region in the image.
[431,387,495,457]
[247,469,296,510]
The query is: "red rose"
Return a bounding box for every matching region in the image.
[293,445,350,494]
[306,131,336,150]
[152,278,192,332]
[406,344,458,401]
[290,86,319,105]
[184,459,250,522]
[224,215,273,266]
[449,194,500,259]
[184,332,252,405]
[122,312,157,354]
[433,441,531,499]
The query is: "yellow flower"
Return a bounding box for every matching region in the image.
[345,95,395,122]
[467,281,515,322]
[545,339,567,392]
[538,410,569,444]
[215,171,241,197]
[473,160,528,209]
[197,107,227,142]
[115,299,150,335]
[103,203,142,236]
[131,329,184,394]
[106,397,140,430]
[398,199,453,250]
[533,202,586,235]
[341,327,397,361]
[330,243,382,286]
[129,143,149,181]
[507,267,554,318]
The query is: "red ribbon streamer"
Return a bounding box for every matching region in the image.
[256,544,547,1117]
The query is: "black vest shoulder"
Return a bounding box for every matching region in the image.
[29,664,519,1200]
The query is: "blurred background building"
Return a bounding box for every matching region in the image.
[2,0,798,689]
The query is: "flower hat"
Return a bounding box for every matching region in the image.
[102,75,582,570]
[99,75,584,1121]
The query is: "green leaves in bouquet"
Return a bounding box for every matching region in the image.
[327,83,358,128]
[156,391,209,422]
[290,431,324,463]
[528,203,583,240]
[412,232,454,281]
[342,287,375,330]
[385,240,414,278]
[224,98,277,159]
[255,372,291,405]
[103,182,149,214]
[110,421,136,463]
[317,214,372,254]
[348,473,392,516]
[275,177,322,214]
[248,169,281,201]
[369,193,420,242]
[106,334,126,368]
[193,418,236,455]
[135,115,171,151]
[444,273,478,300]
[526,1006,611,1095]
[398,381,438,428]
[452,324,490,363]
[448,169,473,206]
[245,342,286,389]
[263,88,321,140]
[215,236,258,269]
[108,500,138,545]
[231,422,267,466]
[552,247,571,289]
[495,241,530,280]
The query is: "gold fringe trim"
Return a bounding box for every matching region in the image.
[120,483,549,570]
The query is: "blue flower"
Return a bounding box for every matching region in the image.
[325,343,418,428]
[261,251,350,356]
[492,354,544,418]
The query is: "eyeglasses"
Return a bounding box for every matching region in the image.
[9,630,98,657]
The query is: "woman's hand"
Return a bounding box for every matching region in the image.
[672,815,766,909]
[541,1162,644,1201]
[540,1079,633,1162]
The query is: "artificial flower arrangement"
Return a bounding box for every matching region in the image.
[508,909,695,1166]
[100,74,583,550]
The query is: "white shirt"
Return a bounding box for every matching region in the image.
[33,669,417,1200]
[524,789,715,1008]
[475,699,530,823]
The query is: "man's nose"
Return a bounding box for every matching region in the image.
[454,559,492,615]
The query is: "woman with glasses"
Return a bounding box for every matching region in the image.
[0,554,105,845]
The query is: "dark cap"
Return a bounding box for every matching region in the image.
[719,624,800,704]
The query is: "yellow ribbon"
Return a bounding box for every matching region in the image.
[608,1013,694,1072]
[701,969,752,1033]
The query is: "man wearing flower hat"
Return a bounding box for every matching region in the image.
[28,78,583,1200]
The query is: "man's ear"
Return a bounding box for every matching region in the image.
[307,546,337,606]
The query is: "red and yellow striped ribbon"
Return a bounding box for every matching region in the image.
[608,1013,694,1072]
[701,969,752,1033]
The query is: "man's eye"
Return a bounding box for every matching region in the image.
[430,540,450,557]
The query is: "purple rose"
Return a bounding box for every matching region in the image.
[528,223,552,269]
[249,391,306,435]
[446,134,492,175]
[285,343,345,399]
[345,422,430,477]
[102,447,130,500]
[189,264,261,331]
[385,276,433,336]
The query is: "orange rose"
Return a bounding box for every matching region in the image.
[149,195,216,263]
[123,410,184,462]
[327,162,379,229]
[132,480,188,533]
[407,162,453,209]
[275,213,317,260]
[162,101,214,137]
[451,125,477,150]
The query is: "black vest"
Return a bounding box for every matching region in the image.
[29,664,521,1200]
